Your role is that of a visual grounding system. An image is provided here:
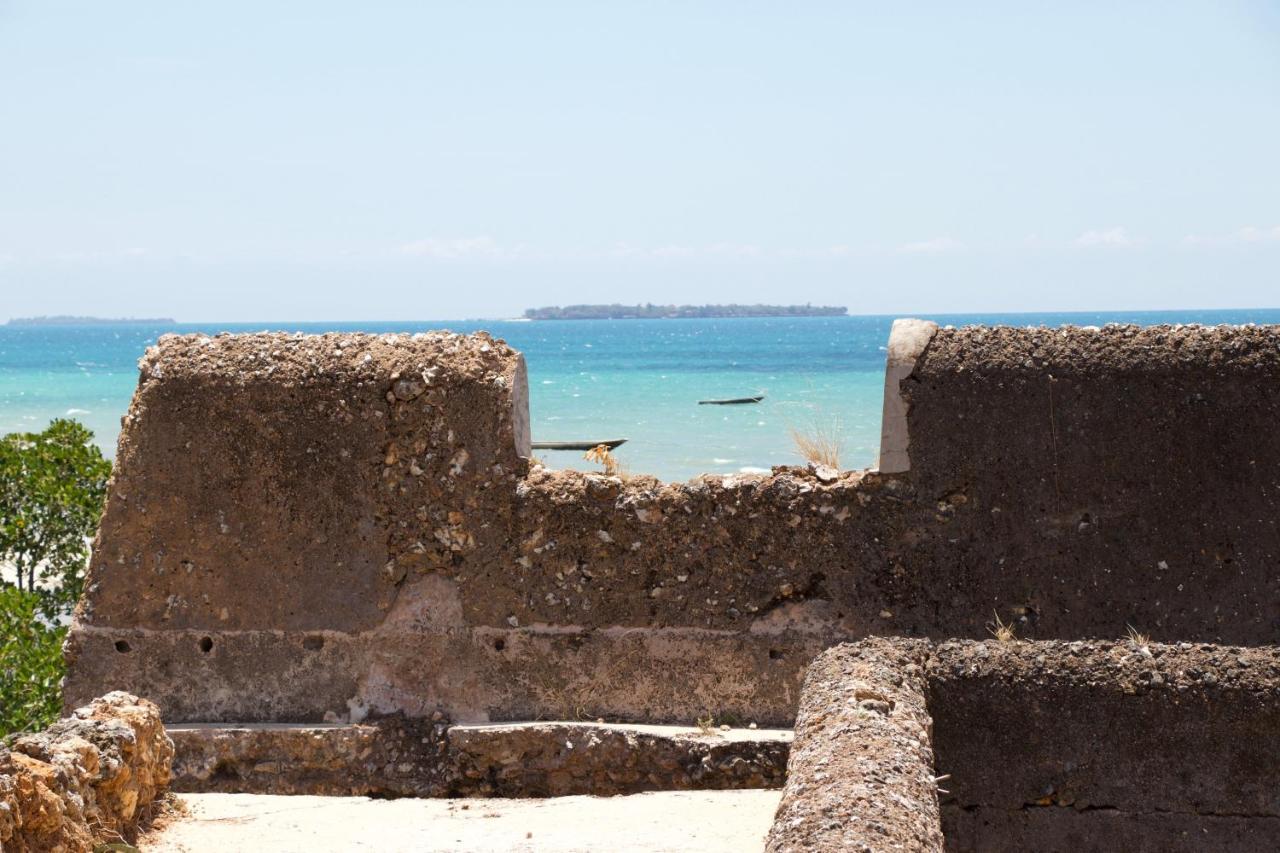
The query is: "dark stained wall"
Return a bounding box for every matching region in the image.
[63,324,1280,725]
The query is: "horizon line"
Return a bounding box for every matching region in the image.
[8,306,1280,326]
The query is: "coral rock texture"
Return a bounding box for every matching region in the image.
[767,638,943,853]
[0,692,173,852]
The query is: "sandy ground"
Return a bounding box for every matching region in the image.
[143,790,782,853]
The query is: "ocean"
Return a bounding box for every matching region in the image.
[2,310,1278,482]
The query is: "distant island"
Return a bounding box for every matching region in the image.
[524,303,847,320]
[7,316,177,326]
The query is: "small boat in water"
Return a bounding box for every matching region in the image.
[698,395,765,405]
[531,439,628,451]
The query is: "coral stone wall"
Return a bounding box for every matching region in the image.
[903,323,1280,644]
[766,638,943,853]
[0,692,173,851]
[63,323,1280,727]
[771,639,1280,853]
[930,640,1280,852]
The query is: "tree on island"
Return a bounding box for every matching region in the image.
[6,316,176,326]
[524,303,847,320]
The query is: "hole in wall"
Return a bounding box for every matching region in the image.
[302,635,325,651]
[493,638,506,652]
[769,648,784,660]
[210,759,241,781]
[199,636,214,653]
[114,640,131,653]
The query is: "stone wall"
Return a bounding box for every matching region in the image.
[766,638,943,853]
[769,638,1280,852]
[0,692,173,851]
[167,719,789,798]
[63,323,1280,728]
[902,322,1280,646]
[929,639,1280,821]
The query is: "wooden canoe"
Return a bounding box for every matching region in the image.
[531,439,628,451]
[697,395,765,405]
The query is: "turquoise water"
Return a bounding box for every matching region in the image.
[2,310,1278,482]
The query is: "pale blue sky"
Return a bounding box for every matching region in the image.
[1,1,1277,321]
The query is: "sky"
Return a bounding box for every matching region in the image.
[0,1,1277,321]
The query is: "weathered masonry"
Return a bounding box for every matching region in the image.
[768,638,1280,852]
[51,320,1280,848]
[64,322,1280,727]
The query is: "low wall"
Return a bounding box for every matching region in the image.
[766,637,943,853]
[63,323,1280,727]
[0,692,173,851]
[770,638,1280,852]
[167,720,789,798]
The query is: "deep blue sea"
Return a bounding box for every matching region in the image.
[2,310,1278,482]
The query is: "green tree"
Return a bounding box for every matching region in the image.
[0,419,112,618]
[0,585,68,734]
[0,419,110,735]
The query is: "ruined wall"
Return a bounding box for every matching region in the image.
[930,639,1280,852]
[0,692,173,851]
[167,719,787,798]
[769,638,1280,853]
[901,322,1280,644]
[766,638,943,853]
[63,323,1280,727]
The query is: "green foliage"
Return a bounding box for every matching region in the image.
[0,585,69,735]
[0,418,112,618]
[0,419,110,736]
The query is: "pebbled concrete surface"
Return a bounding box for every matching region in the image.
[767,638,942,853]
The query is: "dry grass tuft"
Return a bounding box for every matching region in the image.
[790,417,843,469]
[695,713,721,737]
[584,444,623,477]
[1125,624,1151,647]
[136,791,191,847]
[987,611,1017,643]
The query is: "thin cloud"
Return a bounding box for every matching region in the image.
[898,236,964,254]
[1074,227,1134,248]
[1181,225,1280,247]
[706,242,763,257]
[628,243,764,259]
[400,236,502,259]
[1235,225,1280,243]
